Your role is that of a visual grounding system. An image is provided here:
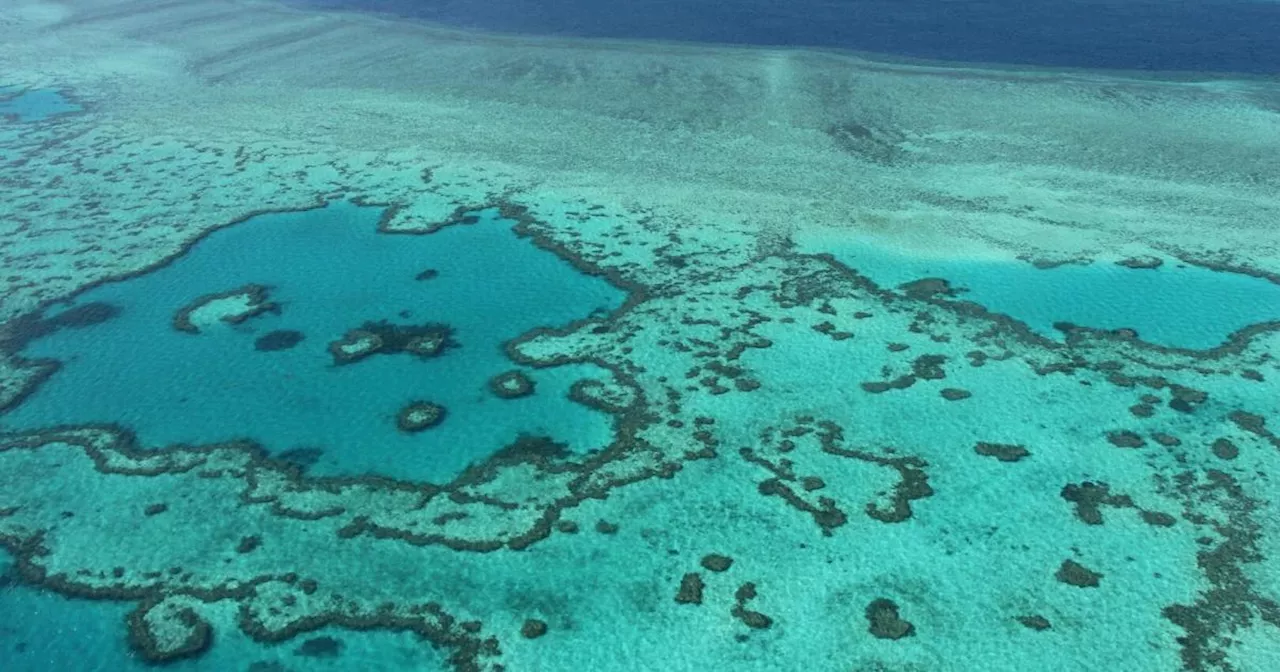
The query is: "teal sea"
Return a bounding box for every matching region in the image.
[4,202,623,482]
[798,233,1280,351]
[2,2,1280,671]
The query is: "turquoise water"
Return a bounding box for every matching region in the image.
[0,551,448,672]
[2,202,624,481]
[0,550,139,672]
[0,88,80,122]
[3,3,1280,669]
[807,240,1280,350]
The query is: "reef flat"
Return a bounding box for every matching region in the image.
[1,0,1279,671]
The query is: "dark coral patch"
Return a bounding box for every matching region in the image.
[911,354,948,380]
[898,278,959,300]
[277,447,323,469]
[1129,404,1155,418]
[1017,615,1052,631]
[126,604,212,663]
[520,619,548,639]
[1055,560,1102,588]
[860,376,916,394]
[47,301,121,329]
[866,598,914,640]
[736,610,773,630]
[1211,438,1239,460]
[485,435,572,470]
[143,503,168,516]
[755,476,849,533]
[294,635,343,658]
[488,370,535,399]
[247,662,289,672]
[0,301,121,353]
[701,554,733,572]
[395,401,446,433]
[1227,410,1267,436]
[734,378,762,392]
[1106,430,1146,448]
[675,573,704,605]
[1141,511,1177,527]
[568,379,635,414]
[974,442,1030,463]
[1060,482,1132,525]
[940,388,971,401]
[254,329,304,351]
[328,320,457,365]
[1158,469,1276,671]
[730,582,773,630]
[1116,255,1163,270]
[1168,385,1207,414]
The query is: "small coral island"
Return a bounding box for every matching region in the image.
[172,284,278,334]
[488,370,535,399]
[127,596,214,662]
[396,400,446,432]
[327,320,457,365]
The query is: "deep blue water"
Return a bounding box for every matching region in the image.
[290,0,1280,74]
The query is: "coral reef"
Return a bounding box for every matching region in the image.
[173,284,277,334]
[396,401,447,433]
[487,370,535,399]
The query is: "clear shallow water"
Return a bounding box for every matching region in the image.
[0,550,448,672]
[291,0,1280,73]
[3,201,624,481]
[803,237,1280,350]
[0,551,138,672]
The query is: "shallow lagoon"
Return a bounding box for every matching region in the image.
[0,87,80,122]
[3,201,625,482]
[799,233,1280,350]
[0,549,448,672]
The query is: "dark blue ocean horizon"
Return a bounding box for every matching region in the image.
[289,0,1280,75]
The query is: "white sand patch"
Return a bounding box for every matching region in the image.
[182,293,256,330]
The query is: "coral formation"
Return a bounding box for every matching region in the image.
[173,284,277,334]
[396,401,447,432]
[487,370,535,399]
